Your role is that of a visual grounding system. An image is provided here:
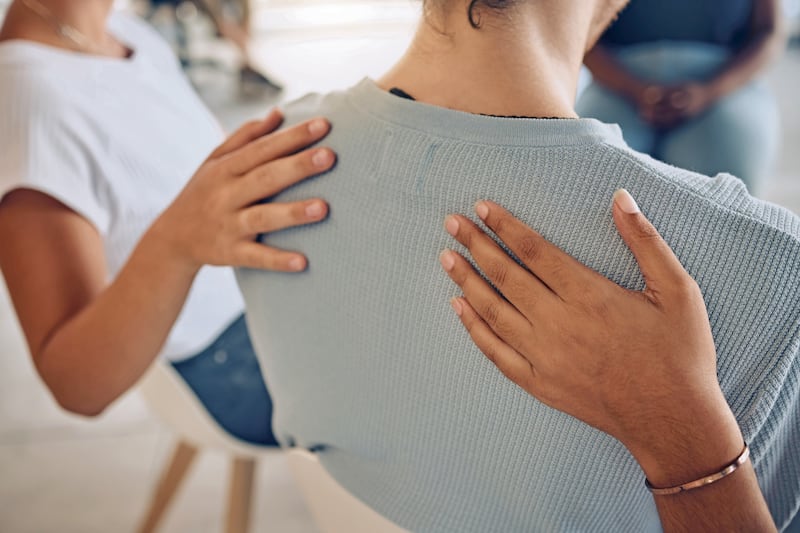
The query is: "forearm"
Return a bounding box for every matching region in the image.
[630,400,775,532]
[705,26,786,101]
[35,230,199,416]
[584,45,648,102]
[654,462,775,533]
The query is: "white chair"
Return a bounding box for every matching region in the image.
[136,361,409,533]
[136,361,272,533]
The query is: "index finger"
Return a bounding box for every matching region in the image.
[223,117,331,176]
[207,108,285,161]
[474,200,606,299]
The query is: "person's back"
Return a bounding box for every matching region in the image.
[238,2,800,531]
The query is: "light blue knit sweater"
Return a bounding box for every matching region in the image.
[238,79,800,532]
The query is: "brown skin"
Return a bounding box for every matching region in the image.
[585,0,786,129]
[440,196,776,532]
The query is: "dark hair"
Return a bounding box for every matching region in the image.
[467,0,515,28]
[424,0,516,29]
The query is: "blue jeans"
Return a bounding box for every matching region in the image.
[576,42,780,195]
[172,315,279,446]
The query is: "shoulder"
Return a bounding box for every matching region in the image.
[108,10,174,56]
[280,87,356,126]
[0,59,78,139]
[608,143,800,251]
[0,54,92,157]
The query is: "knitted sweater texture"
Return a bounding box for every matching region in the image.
[237,79,800,532]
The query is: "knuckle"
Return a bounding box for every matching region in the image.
[492,316,517,342]
[241,207,268,232]
[461,306,478,332]
[449,259,469,286]
[586,292,611,316]
[518,235,542,264]
[202,158,225,179]
[458,222,475,248]
[292,122,314,144]
[480,301,501,327]
[485,259,509,287]
[635,221,661,242]
[256,161,276,181]
[490,213,510,235]
[545,256,567,282]
[295,151,315,176]
[673,276,701,298]
[482,342,500,365]
[508,278,536,308]
[241,248,262,269]
[252,166,277,190]
[237,210,254,232]
[515,364,537,392]
[206,197,228,222]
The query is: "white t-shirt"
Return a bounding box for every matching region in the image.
[0,11,244,361]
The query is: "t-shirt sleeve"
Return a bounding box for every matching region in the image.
[0,80,110,235]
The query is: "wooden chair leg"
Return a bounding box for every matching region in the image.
[225,457,256,533]
[138,440,199,533]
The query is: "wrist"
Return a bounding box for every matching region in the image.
[140,219,202,279]
[698,80,722,108]
[623,80,653,105]
[625,394,744,488]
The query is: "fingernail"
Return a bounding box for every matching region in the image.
[475,201,489,220]
[305,202,325,218]
[289,256,305,271]
[312,149,333,168]
[445,216,459,237]
[439,250,456,272]
[614,189,640,214]
[309,119,328,136]
[450,298,463,316]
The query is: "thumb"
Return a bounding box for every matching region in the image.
[612,189,688,295]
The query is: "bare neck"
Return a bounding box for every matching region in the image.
[1,0,118,54]
[379,5,594,118]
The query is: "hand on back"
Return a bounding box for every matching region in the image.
[440,191,743,482]
[149,109,336,273]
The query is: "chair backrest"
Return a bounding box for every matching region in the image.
[139,361,409,530]
[285,449,410,533]
[137,360,265,457]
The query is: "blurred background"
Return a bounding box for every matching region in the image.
[0,1,798,532]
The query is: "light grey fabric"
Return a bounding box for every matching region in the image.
[238,79,800,532]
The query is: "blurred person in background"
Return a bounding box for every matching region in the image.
[0,0,334,444]
[577,0,787,196]
[148,0,283,93]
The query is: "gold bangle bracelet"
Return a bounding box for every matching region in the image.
[645,442,750,496]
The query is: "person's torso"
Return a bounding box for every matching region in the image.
[601,0,754,49]
[237,80,800,532]
[0,12,243,360]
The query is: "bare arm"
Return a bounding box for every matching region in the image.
[583,44,650,104]
[440,193,776,531]
[0,113,335,416]
[0,191,194,416]
[703,0,786,102]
